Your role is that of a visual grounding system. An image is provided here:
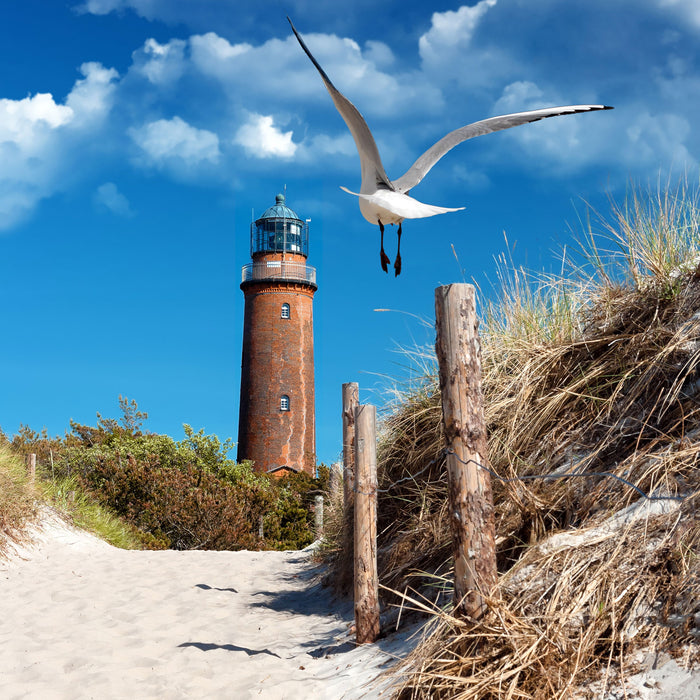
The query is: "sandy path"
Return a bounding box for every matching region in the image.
[0,510,414,699]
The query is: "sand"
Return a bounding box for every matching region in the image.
[0,509,418,699]
[4,509,696,699]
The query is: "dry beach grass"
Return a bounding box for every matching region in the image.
[324,180,700,698]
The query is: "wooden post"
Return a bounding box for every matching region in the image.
[435,283,497,619]
[314,495,324,539]
[25,453,36,483]
[354,404,380,644]
[342,382,359,510]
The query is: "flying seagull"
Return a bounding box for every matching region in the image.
[288,18,612,276]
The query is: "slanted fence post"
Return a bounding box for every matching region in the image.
[25,453,36,483]
[342,382,359,510]
[354,403,380,644]
[435,283,497,619]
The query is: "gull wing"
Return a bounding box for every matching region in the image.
[391,105,613,194]
[288,18,393,194]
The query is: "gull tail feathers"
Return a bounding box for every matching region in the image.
[340,186,465,220]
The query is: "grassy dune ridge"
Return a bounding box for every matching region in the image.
[323,180,700,698]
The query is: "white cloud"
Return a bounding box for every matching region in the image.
[130,116,221,166]
[494,80,546,111]
[623,111,693,169]
[190,32,251,74]
[363,41,395,70]
[416,1,514,91]
[234,114,296,159]
[66,62,119,126]
[131,38,187,85]
[307,133,355,158]
[94,182,134,217]
[419,0,498,65]
[0,61,119,230]
[75,0,126,14]
[0,93,73,149]
[188,31,443,120]
[452,165,491,191]
[657,0,700,29]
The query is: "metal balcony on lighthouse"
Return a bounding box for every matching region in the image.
[241,193,317,288]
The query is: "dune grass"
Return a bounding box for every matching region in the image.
[0,446,38,557]
[37,475,152,550]
[325,179,700,698]
[0,444,148,555]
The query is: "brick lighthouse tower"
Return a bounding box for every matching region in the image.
[237,194,317,475]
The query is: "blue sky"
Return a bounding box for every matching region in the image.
[1,0,698,465]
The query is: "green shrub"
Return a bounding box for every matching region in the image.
[7,398,325,551]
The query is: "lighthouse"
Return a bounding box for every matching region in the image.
[237,194,317,475]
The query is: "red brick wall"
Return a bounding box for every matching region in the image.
[237,258,316,475]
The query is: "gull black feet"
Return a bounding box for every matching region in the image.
[394,222,403,276]
[381,249,391,273]
[379,219,390,273]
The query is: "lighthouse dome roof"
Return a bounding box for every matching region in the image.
[258,193,302,222]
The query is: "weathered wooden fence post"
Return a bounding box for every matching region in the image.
[314,495,324,539]
[354,404,380,644]
[25,453,36,483]
[435,283,497,619]
[342,382,359,510]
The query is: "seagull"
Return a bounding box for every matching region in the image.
[288,18,612,276]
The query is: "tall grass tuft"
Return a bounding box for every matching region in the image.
[0,446,38,557]
[38,475,151,550]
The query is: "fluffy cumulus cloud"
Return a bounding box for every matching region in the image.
[188,31,442,120]
[131,38,187,85]
[234,114,296,159]
[417,0,511,89]
[0,93,73,148]
[189,31,251,74]
[419,0,497,64]
[66,62,119,125]
[94,182,134,217]
[4,3,700,230]
[129,116,221,167]
[0,62,118,230]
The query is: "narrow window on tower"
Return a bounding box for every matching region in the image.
[280,395,290,411]
[281,303,290,319]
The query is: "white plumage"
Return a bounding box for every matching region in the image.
[289,18,613,276]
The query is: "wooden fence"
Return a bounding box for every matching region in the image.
[344,283,497,643]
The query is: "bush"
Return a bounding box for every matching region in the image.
[7,399,325,551]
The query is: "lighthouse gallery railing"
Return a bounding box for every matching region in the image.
[241,261,317,285]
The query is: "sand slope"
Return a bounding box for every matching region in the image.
[0,509,414,699]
